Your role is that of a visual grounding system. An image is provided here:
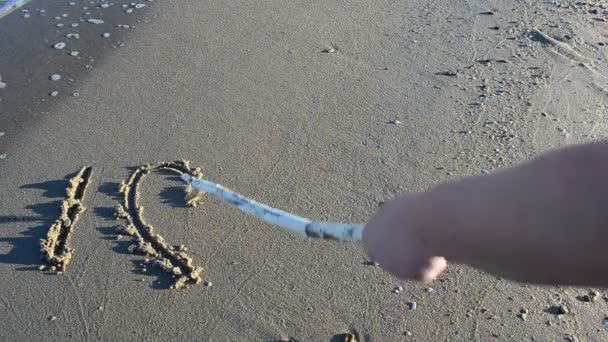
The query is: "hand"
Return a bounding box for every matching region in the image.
[363,195,447,282]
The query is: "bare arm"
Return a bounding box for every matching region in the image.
[364,143,608,286]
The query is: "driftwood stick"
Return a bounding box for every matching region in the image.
[182,175,364,241]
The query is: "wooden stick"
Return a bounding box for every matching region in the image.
[182,175,364,241]
[0,0,31,18]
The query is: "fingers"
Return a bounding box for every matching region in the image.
[363,195,447,282]
[372,244,446,281]
[420,256,447,282]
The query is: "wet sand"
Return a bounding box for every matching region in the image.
[1,0,608,340]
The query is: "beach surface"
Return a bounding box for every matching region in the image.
[1,0,608,340]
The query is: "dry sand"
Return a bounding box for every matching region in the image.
[1,0,608,340]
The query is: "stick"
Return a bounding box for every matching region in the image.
[181,175,364,241]
[0,0,30,18]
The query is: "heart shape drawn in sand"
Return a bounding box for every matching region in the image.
[114,161,205,289]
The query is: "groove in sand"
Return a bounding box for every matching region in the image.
[40,166,93,273]
[115,161,204,289]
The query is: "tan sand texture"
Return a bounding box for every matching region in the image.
[2,0,608,340]
[114,161,204,289]
[39,166,92,272]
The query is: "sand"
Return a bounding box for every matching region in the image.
[114,161,204,289]
[39,165,92,272]
[1,0,608,340]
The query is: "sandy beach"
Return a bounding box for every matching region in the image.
[1,0,608,340]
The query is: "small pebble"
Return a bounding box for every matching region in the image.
[50,74,61,81]
[48,316,57,321]
[558,305,570,315]
[72,92,79,97]
[0,154,6,160]
[53,42,66,50]
[390,119,401,125]
[0,132,5,137]
[102,32,111,38]
[204,281,212,287]
[425,287,434,293]
[62,13,68,17]
[0,81,6,89]
[438,69,461,77]
[134,3,145,8]
[38,265,46,271]
[50,91,59,97]
[580,294,592,302]
[54,16,61,20]
[66,33,80,39]
[87,18,104,24]
[100,3,110,8]
[98,306,103,311]
[56,23,64,28]
[602,317,608,329]
[70,51,79,57]
[404,331,412,337]
[409,302,417,310]
[23,13,30,18]
[393,286,403,294]
[125,8,133,13]
[71,23,79,28]
[590,290,601,301]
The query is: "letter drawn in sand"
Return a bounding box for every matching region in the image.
[114,161,205,289]
[40,166,93,273]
